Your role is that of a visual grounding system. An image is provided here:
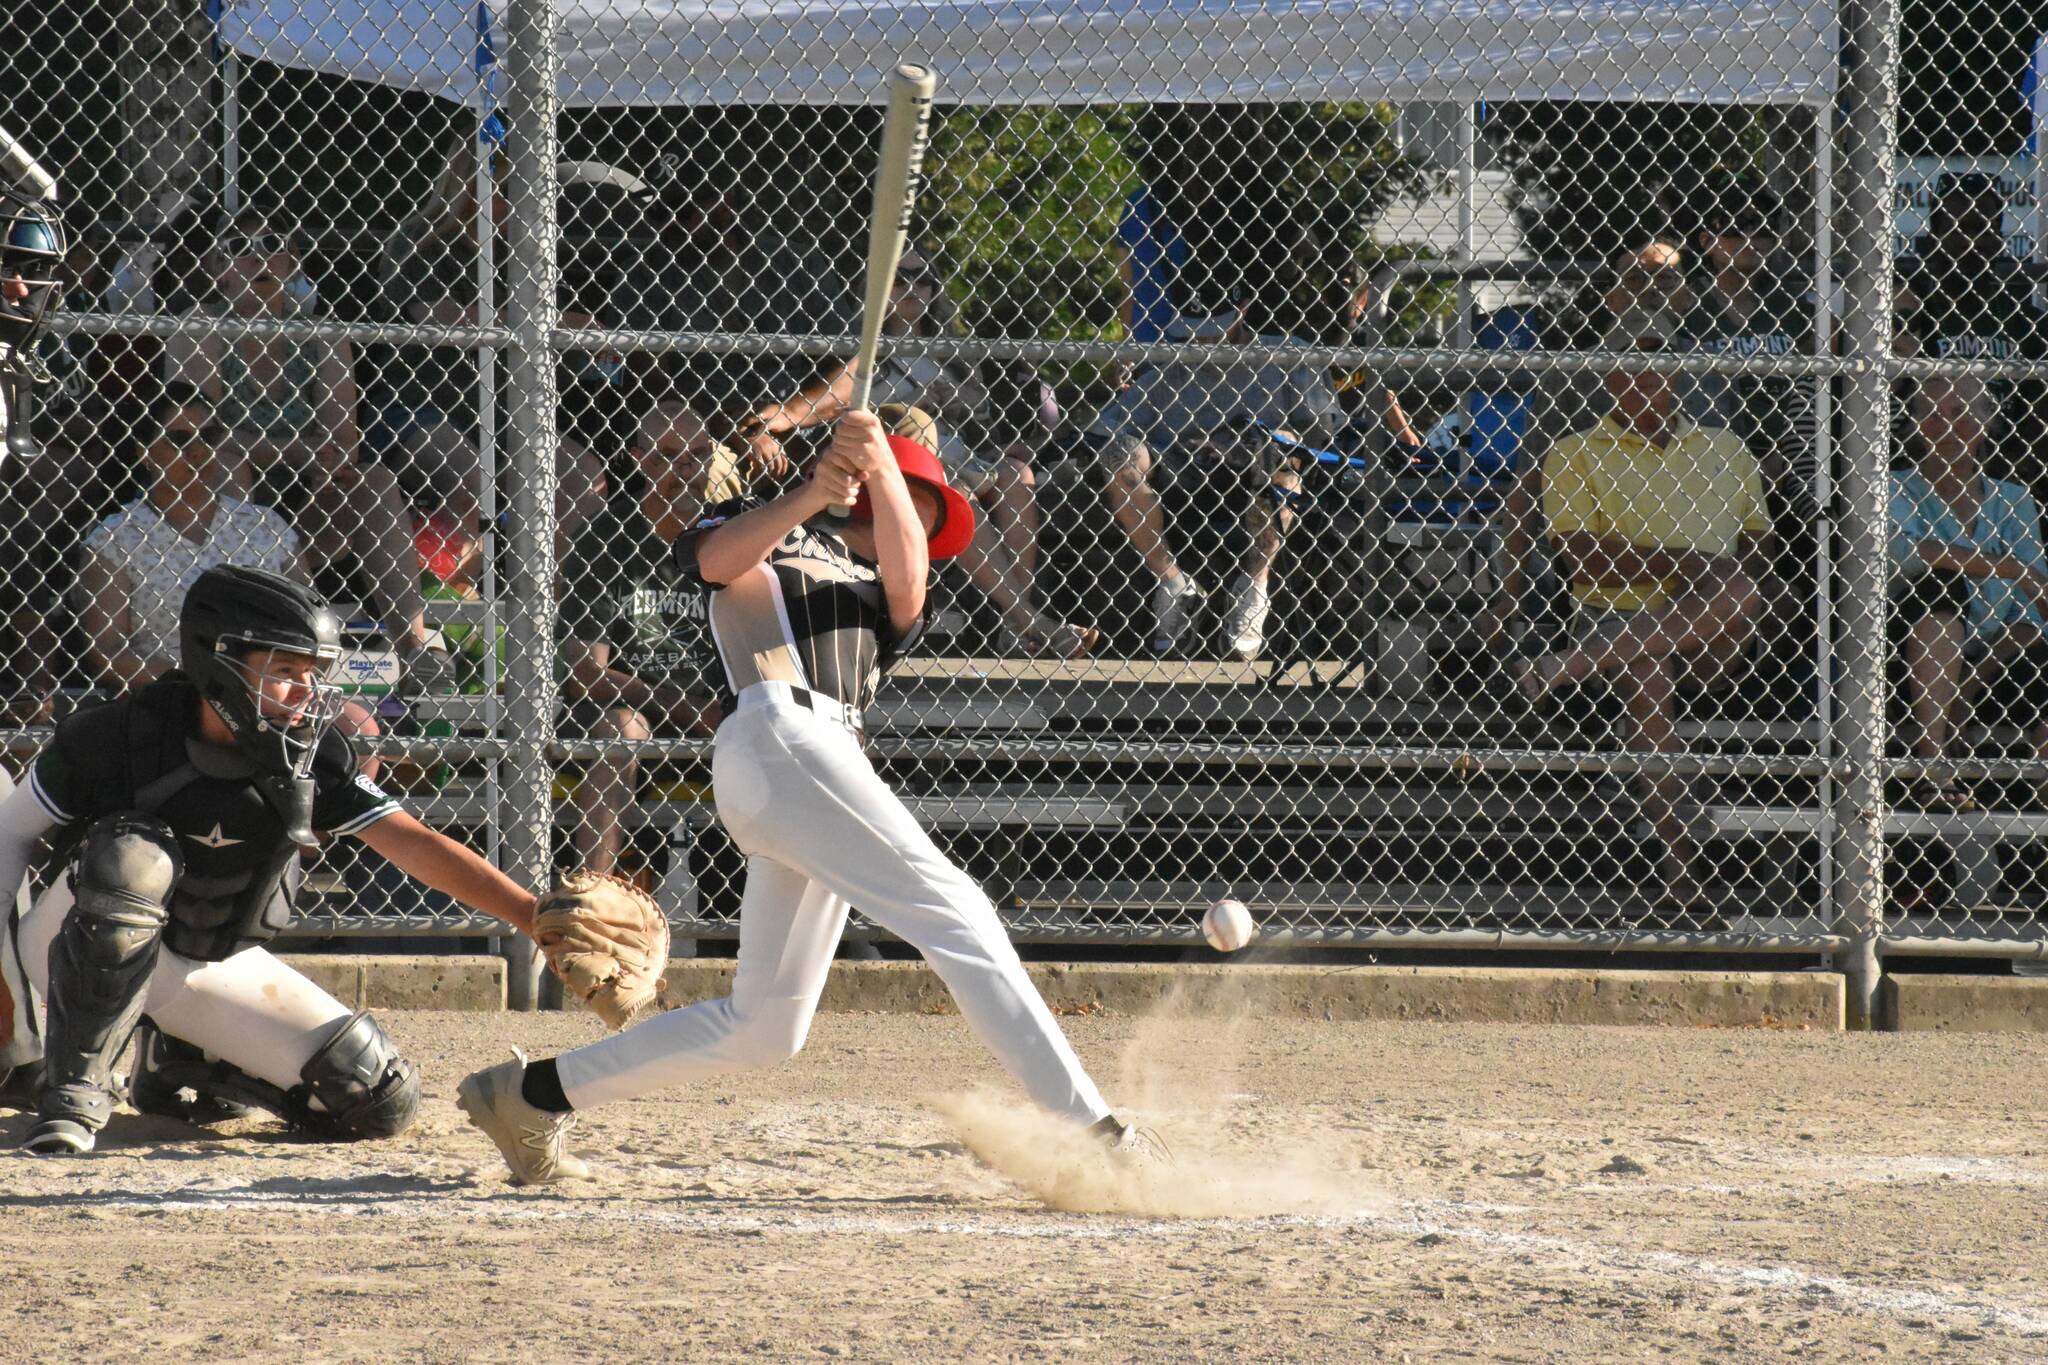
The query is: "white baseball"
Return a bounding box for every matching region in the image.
[1202,899,1258,953]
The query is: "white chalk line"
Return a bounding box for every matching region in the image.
[67,1183,2048,1340]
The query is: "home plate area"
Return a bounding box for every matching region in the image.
[3,1011,2043,1361]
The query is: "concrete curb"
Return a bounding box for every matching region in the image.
[1881,974,2048,1032]
[282,955,507,1012]
[283,957,1847,1028]
[649,961,1846,1030]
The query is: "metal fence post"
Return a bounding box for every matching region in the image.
[498,0,561,1011]
[1832,0,1901,1029]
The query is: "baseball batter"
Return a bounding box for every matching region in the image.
[459,411,1161,1182]
[0,566,541,1153]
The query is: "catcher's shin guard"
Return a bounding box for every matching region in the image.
[33,815,176,1141]
[129,1012,418,1140]
[287,1011,420,1140]
[128,1020,258,1124]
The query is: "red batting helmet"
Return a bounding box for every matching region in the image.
[850,434,976,561]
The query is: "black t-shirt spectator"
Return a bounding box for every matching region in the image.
[558,498,712,693]
[1899,251,2045,364]
[1899,251,2047,485]
[1682,254,1822,527]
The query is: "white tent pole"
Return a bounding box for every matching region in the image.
[1811,100,1836,931]
[2035,34,2046,268]
[221,48,241,212]
[474,39,503,951]
[1453,102,1476,346]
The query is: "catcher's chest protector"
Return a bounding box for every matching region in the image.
[49,684,301,962]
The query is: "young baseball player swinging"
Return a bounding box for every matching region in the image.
[458,410,1164,1183]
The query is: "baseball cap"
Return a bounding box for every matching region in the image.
[876,402,940,458]
[1932,171,2001,206]
[1702,185,1780,238]
[1600,306,1683,356]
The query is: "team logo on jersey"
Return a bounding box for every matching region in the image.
[188,824,245,849]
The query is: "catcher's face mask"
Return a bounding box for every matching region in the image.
[222,642,346,769]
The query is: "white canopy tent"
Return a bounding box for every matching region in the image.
[218,0,1840,108]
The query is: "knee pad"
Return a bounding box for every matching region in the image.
[72,813,179,937]
[40,816,176,1130]
[288,1012,420,1141]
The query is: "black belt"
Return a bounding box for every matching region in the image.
[786,685,864,734]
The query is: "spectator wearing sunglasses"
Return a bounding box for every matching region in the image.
[75,384,308,688]
[72,384,386,769]
[1519,308,1772,907]
[166,211,451,692]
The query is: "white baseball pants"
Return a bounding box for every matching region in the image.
[11,876,355,1089]
[554,683,1113,1125]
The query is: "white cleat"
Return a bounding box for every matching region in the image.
[1149,574,1205,655]
[1092,1114,1174,1169]
[1222,575,1271,662]
[455,1049,592,1186]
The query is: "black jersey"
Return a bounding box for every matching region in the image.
[559,498,713,694]
[26,677,399,959]
[670,499,926,716]
[1899,252,2045,364]
[1682,257,1822,525]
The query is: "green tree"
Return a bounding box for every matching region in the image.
[920,102,1438,403]
[923,106,1135,344]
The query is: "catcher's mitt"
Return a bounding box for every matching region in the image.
[532,871,671,1030]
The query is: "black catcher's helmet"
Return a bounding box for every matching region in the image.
[1,186,66,362]
[181,566,345,844]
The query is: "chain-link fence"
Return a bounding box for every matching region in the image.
[3,0,2044,1019]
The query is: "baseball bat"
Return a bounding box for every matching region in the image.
[834,62,937,516]
[0,123,57,201]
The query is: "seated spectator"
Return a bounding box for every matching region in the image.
[557,392,732,874]
[1328,259,1425,455]
[1683,187,1822,535]
[165,209,452,691]
[1682,186,1832,704]
[1089,206,1345,659]
[376,132,503,535]
[1519,307,1771,904]
[1490,247,1690,647]
[1897,172,2046,463]
[1888,375,2048,812]
[73,382,380,759]
[1076,350,1211,655]
[736,252,1096,658]
[1214,275,1359,662]
[75,384,301,687]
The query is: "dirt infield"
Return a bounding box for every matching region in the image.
[3,1006,2044,1362]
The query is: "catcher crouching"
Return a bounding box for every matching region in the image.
[0,567,549,1154]
[459,411,1165,1184]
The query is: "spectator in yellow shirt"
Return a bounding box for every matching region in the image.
[1520,307,1772,904]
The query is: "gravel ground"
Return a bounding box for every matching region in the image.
[2,1007,2044,1362]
